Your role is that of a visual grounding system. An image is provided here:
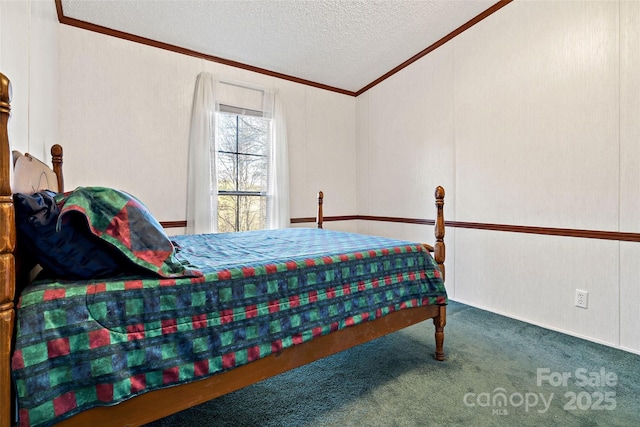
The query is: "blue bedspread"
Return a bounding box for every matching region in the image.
[12,228,447,426]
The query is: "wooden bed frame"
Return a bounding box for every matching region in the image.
[0,72,446,427]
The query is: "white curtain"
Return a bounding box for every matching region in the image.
[186,72,218,234]
[266,92,290,229]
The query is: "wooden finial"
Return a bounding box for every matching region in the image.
[0,74,12,196]
[51,144,64,192]
[317,191,324,229]
[0,73,11,115]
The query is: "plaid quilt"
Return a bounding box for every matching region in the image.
[12,228,447,427]
[56,187,201,278]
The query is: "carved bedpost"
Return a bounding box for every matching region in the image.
[434,186,445,281]
[51,144,64,192]
[317,191,324,229]
[0,72,15,427]
[433,186,446,361]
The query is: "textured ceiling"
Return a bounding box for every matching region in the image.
[59,0,499,94]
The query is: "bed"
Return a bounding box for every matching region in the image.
[0,72,447,427]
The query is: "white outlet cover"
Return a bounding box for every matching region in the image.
[575,290,589,309]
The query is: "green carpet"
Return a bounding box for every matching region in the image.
[144,301,640,426]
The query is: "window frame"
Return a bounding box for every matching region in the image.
[215,103,271,232]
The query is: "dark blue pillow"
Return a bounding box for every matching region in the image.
[13,190,124,280]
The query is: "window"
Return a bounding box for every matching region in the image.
[186,74,288,235]
[216,105,270,232]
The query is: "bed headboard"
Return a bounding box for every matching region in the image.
[0,71,15,427]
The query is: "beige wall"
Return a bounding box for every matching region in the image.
[58,26,357,230]
[357,0,640,354]
[0,0,58,159]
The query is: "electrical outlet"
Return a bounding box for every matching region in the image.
[575,289,588,309]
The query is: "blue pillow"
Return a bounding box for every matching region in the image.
[13,191,124,280]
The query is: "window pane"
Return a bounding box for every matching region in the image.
[238,195,266,231]
[237,154,267,192]
[217,152,237,191]
[238,116,269,155]
[217,194,266,232]
[217,194,237,233]
[217,112,238,153]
